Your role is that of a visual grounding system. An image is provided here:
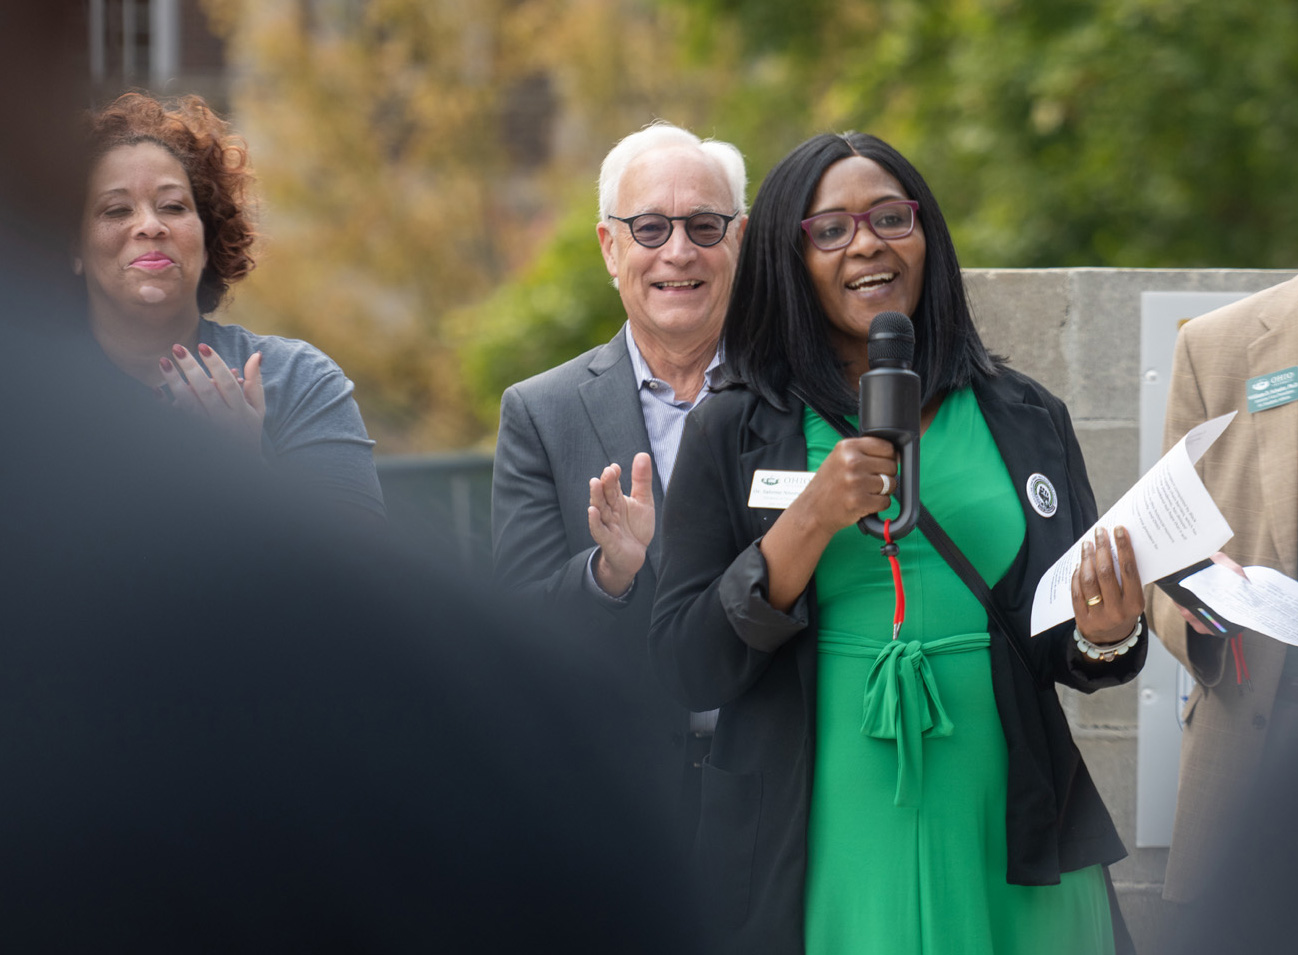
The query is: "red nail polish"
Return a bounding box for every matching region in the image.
[198,343,212,357]
[171,344,186,358]
[159,357,174,372]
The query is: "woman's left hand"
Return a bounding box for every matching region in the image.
[159,343,265,452]
[1071,525,1145,645]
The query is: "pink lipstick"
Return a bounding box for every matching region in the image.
[130,252,174,270]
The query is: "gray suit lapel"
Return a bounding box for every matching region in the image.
[578,329,665,574]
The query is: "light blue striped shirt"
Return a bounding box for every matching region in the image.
[623,324,726,490]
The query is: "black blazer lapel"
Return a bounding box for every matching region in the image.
[738,395,808,543]
[974,371,1093,678]
[736,393,821,755]
[974,372,1082,542]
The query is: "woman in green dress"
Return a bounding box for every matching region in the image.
[649,132,1145,955]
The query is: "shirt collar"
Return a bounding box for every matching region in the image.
[624,323,725,396]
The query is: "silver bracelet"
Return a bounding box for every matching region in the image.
[1074,619,1143,663]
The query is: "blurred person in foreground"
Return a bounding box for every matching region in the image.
[0,8,702,951]
[76,91,384,517]
[1147,277,1298,905]
[491,121,746,844]
[649,132,1145,955]
[1169,725,1298,954]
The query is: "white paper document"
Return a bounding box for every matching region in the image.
[1029,412,1237,636]
[1181,563,1298,646]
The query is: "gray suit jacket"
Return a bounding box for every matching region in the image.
[1149,275,1298,901]
[492,326,691,809]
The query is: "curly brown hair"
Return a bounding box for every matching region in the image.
[84,92,256,314]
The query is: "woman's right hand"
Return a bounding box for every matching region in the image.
[789,435,898,537]
[760,435,897,611]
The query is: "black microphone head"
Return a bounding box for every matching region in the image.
[867,311,915,369]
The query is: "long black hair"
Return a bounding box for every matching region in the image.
[723,132,1001,415]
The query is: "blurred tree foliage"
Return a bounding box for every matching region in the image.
[677,0,1298,269]
[202,0,748,450]
[452,200,627,434]
[203,0,1298,450]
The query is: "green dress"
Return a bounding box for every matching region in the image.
[802,387,1114,955]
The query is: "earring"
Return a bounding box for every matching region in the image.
[72,257,83,276]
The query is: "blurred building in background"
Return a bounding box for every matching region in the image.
[86,0,229,106]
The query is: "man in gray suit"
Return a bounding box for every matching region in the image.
[491,122,747,837]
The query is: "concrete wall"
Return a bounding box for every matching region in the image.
[963,268,1297,954]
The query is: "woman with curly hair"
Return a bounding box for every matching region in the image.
[76,92,384,516]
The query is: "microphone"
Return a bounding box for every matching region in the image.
[858,311,920,540]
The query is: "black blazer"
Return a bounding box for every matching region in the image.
[649,368,1144,954]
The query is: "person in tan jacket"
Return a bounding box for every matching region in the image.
[1150,275,1298,903]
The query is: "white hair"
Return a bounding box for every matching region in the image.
[597,120,747,221]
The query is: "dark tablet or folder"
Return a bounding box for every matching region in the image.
[1154,558,1244,637]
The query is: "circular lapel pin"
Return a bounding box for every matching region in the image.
[1026,473,1058,518]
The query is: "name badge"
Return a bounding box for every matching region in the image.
[1247,366,1298,413]
[748,469,814,509]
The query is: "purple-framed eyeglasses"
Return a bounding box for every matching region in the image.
[800,200,920,251]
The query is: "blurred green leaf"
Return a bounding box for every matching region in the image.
[456,203,626,433]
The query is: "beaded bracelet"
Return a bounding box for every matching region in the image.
[1074,619,1143,663]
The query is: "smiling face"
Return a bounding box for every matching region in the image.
[803,155,926,375]
[79,142,206,327]
[597,146,744,354]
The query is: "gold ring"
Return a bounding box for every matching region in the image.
[1086,594,1103,607]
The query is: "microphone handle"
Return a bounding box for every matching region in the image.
[859,440,918,540]
[859,367,921,540]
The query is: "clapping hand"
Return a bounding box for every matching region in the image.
[588,451,655,598]
[159,343,265,452]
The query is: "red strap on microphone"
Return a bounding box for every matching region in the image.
[883,518,905,641]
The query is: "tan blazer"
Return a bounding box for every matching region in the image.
[1149,276,1298,901]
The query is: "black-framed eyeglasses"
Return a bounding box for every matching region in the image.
[607,211,738,249]
[800,200,919,252]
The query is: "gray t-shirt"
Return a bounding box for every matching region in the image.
[199,318,385,517]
